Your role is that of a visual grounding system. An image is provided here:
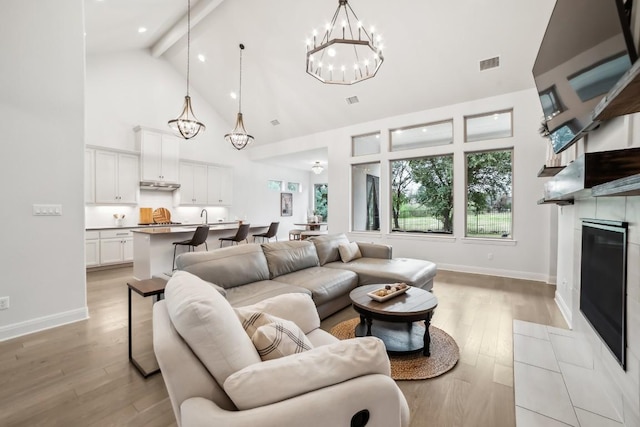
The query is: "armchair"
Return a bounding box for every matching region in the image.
[153,271,410,427]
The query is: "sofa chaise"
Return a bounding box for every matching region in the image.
[175,233,437,319]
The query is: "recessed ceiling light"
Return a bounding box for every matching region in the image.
[270,119,280,126]
[197,54,206,62]
[230,92,237,99]
[138,27,147,33]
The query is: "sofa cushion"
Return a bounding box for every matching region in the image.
[235,293,320,334]
[164,271,261,385]
[325,257,437,290]
[275,266,358,305]
[261,240,320,279]
[225,280,311,307]
[223,337,390,410]
[311,233,350,265]
[176,244,271,289]
[252,318,314,361]
[339,241,362,263]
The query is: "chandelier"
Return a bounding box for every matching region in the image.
[225,44,254,150]
[168,0,205,139]
[311,162,324,174]
[306,0,384,85]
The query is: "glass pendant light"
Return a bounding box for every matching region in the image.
[168,0,205,139]
[225,44,254,150]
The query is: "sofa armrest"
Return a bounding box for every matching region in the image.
[182,374,409,427]
[223,337,389,410]
[356,242,392,259]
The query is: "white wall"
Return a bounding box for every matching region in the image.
[252,88,555,282]
[0,0,87,340]
[85,50,311,239]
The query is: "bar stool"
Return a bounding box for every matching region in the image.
[172,225,209,270]
[289,229,302,240]
[219,223,251,247]
[253,222,279,243]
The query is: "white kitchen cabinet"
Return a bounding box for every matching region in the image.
[94,150,139,204]
[207,166,233,206]
[177,162,208,205]
[85,149,95,204]
[135,126,180,183]
[85,231,100,267]
[99,230,133,265]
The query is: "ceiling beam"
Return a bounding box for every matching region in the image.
[150,0,225,58]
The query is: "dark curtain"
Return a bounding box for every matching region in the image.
[366,174,380,230]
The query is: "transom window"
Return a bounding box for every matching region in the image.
[390,120,453,152]
[465,110,513,142]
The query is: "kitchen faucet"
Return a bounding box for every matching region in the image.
[200,209,208,224]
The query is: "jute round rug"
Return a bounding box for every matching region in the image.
[330,318,459,380]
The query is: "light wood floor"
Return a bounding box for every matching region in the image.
[0,267,566,427]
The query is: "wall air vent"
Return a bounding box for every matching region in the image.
[479,56,500,71]
[346,96,360,105]
[270,119,280,126]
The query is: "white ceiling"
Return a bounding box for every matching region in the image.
[84,0,556,165]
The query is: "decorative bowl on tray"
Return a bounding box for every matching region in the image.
[367,283,410,302]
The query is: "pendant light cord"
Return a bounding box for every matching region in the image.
[186,0,191,97]
[238,44,244,114]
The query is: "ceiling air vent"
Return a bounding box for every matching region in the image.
[270,119,280,126]
[479,56,500,71]
[345,96,359,105]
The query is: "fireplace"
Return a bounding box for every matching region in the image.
[580,219,627,369]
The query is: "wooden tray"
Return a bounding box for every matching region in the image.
[367,285,410,302]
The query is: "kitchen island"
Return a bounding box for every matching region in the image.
[132,223,267,280]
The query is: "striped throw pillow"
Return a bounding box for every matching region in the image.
[251,319,313,361]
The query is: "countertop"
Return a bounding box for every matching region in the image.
[86,221,242,231]
[131,223,267,234]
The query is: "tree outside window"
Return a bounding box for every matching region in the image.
[314,184,328,221]
[465,150,512,238]
[391,155,454,234]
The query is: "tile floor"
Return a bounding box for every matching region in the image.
[513,320,625,427]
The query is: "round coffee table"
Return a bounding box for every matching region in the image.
[349,285,438,356]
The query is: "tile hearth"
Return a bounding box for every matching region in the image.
[513,320,624,427]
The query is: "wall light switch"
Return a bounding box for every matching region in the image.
[33,204,62,216]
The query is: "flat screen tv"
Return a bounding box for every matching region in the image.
[533,0,637,154]
[580,219,627,369]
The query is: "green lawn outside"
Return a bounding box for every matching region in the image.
[394,212,512,237]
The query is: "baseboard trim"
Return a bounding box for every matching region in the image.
[438,263,552,283]
[0,307,89,342]
[554,291,573,329]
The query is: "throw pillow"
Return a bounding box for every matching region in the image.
[235,293,320,334]
[252,318,313,361]
[338,241,362,263]
[234,308,277,338]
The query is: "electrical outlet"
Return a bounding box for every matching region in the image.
[0,296,9,310]
[487,252,493,260]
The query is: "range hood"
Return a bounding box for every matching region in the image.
[139,181,180,191]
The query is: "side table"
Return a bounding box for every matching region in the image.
[127,277,167,378]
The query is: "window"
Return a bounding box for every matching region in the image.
[465,110,513,142]
[390,120,453,152]
[352,132,381,157]
[352,162,380,231]
[314,183,328,221]
[465,150,512,238]
[287,182,301,192]
[267,180,283,191]
[390,155,454,234]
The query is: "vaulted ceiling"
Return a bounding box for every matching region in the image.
[85,0,556,150]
